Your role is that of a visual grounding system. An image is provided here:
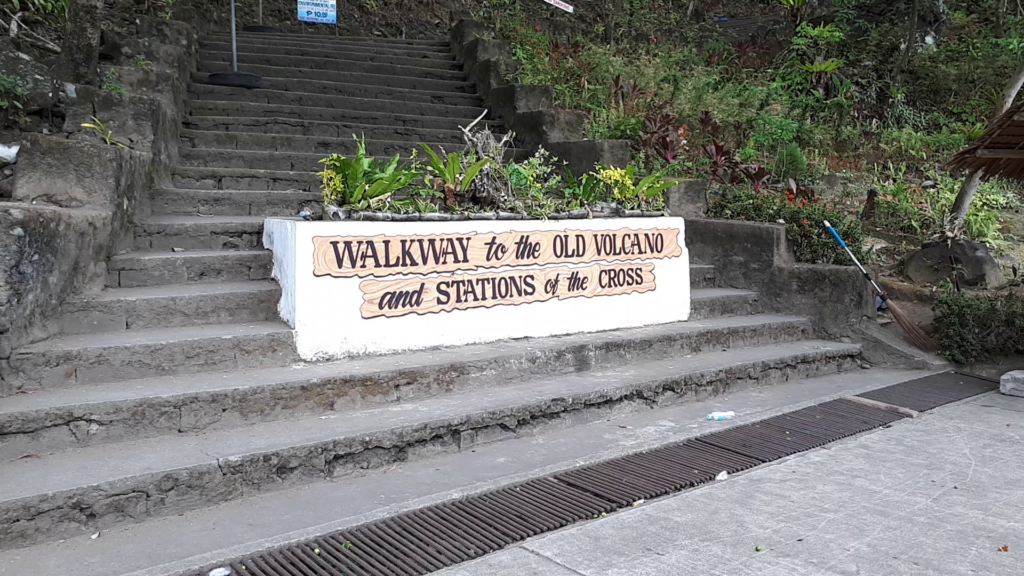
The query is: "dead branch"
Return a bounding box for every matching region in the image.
[2,8,61,53]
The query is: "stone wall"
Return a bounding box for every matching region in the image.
[449,19,630,175]
[685,218,875,338]
[0,18,196,394]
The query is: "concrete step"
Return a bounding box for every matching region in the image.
[150,188,319,217]
[197,43,461,70]
[190,70,485,106]
[184,115,467,143]
[199,37,458,60]
[197,51,467,82]
[179,147,388,172]
[188,84,486,120]
[190,73,483,106]
[132,215,267,250]
[107,249,272,288]
[195,61,476,93]
[180,129,458,156]
[0,338,862,549]
[6,322,297,390]
[0,368,923,576]
[188,100,490,132]
[203,32,452,50]
[691,263,716,288]
[689,288,758,320]
[59,281,281,335]
[0,313,812,455]
[172,166,319,192]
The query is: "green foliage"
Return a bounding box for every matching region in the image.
[131,55,153,69]
[318,136,418,210]
[418,143,491,208]
[707,189,867,264]
[10,0,68,19]
[81,117,128,148]
[595,165,672,210]
[751,114,799,148]
[0,74,25,125]
[103,69,126,94]
[934,290,1024,364]
[773,142,808,180]
[564,172,608,209]
[871,175,1009,243]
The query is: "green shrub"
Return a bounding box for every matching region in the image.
[934,291,1024,364]
[751,113,800,148]
[772,142,808,180]
[872,176,1009,243]
[706,189,867,264]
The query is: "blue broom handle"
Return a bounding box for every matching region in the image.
[823,220,886,297]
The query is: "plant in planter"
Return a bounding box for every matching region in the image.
[503,147,564,218]
[319,136,420,213]
[596,165,674,213]
[418,144,491,210]
[564,172,607,211]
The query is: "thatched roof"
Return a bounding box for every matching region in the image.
[948,101,1024,181]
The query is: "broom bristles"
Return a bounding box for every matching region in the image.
[885,299,937,352]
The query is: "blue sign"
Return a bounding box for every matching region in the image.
[298,0,336,24]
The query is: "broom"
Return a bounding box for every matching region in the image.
[823,221,937,352]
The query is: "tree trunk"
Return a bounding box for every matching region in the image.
[894,0,919,89]
[61,0,105,86]
[949,61,1024,229]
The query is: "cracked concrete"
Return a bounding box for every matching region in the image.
[441,392,1024,576]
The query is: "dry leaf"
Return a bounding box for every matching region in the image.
[998,546,1009,552]
[90,532,100,540]
[13,454,40,461]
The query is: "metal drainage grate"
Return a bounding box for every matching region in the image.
[857,371,998,412]
[199,371,993,576]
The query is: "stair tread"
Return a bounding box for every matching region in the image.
[0,313,806,416]
[110,249,271,263]
[141,215,268,225]
[0,338,861,503]
[204,32,452,47]
[68,280,280,302]
[691,287,755,299]
[0,368,923,576]
[184,115,468,137]
[15,322,292,353]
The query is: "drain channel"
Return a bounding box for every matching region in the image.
[197,371,994,576]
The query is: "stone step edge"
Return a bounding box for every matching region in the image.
[108,249,272,268]
[0,313,806,453]
[193,62,476,92]
[199,37,457,57]
[187,100,497,129]
[196,51,467,81]
[187,85,485,116]
[0,368,924,576]
[202,32,451,48]
[182,115,469,139]
[188,74,481,103]
[196,46,461,69]
[0,340,862,550]
[179,129,463,152]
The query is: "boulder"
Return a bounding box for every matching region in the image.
[1001,370,1024,398]
[0,39,58,113]
[904,239,1004,289]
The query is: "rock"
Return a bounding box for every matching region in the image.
[904,239,1004,289]
[1001,370,1024,397]
[0,39,57,113]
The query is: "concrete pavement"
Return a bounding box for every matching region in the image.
[441,391,1024,576]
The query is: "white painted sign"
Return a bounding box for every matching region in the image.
[543,0,574,13]
[264,217,691,360]
[298,0,336,24]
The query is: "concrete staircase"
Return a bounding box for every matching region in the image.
[0,30,872,575]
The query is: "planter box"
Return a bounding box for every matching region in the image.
[264,217,691,360]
